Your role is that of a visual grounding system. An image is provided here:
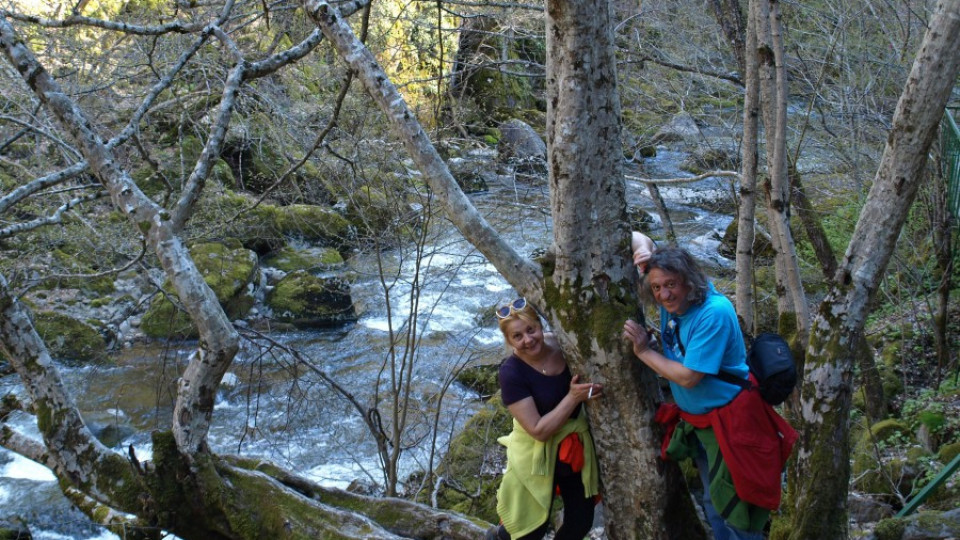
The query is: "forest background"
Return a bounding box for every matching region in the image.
[0,0,958,539]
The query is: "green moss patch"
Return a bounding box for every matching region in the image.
[266,271,355,328]
[141,241,258,339]
[33,311,107,364]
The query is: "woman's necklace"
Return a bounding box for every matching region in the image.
[532,355,549,374]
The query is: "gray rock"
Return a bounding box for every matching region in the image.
[497,119,546,163]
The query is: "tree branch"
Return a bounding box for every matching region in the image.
[1,14,239,456]
[0,189,105,239]
[625,170,740,185]
[302,0,542,299]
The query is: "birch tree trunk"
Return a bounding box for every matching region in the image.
[790,2,960,537]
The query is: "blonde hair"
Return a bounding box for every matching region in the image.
[497,302,542,340]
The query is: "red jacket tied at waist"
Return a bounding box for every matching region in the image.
[655,378,798,510]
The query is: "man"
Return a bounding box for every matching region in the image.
[622,233,795,540]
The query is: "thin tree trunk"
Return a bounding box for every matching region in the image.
[756,0,810,342]
[931,154,954,385]
[789,160,838,282]
[735,0,760,334]
[791,3,960,538]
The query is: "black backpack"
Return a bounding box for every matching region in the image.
[716,332,798,405]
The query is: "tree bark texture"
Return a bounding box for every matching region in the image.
[735,0,760,334]
[753,0,809,340]
[544,0,703,537]
[791,2,960,538]
[306,0,705,536]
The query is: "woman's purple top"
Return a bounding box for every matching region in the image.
[499,354,578,419]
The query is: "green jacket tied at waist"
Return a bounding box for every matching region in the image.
[667,422,770,532]
[496,413,599,537]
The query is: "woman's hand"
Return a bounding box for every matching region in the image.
[622,318,651,357]
[569,374,603,403]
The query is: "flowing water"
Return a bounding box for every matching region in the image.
[0,148,736,539]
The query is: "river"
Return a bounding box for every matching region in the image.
[0,148,735,539]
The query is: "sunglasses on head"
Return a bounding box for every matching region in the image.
[496,298,527,319]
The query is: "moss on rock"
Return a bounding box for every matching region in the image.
[455,364,499,397]
[873,516,906,540]
[851,419,923,500]
[141,241,259,339]
[267,270,355,328]
[262,245,344,273]
[272,204,352,245]
[429,395,511,523]
[33,311,106,364]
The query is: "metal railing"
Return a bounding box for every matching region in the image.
[894,106,960,519]
[944,106,960,218]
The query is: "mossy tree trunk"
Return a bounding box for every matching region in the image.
[544,0,704,537]
[305,0,705,537]
[790,3,960,538]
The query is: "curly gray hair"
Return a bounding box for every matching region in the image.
[639,246,710,307]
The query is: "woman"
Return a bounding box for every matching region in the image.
[487,298,602,540]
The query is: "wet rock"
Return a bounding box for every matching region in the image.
[266,271,356,328]
[848,492,895,523]
[447,156,493,193]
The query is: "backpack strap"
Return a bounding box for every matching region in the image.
[713,370,752,390]
[673,322,752,390]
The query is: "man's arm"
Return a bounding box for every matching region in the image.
[623,319,705,388]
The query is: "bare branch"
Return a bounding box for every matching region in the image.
[170,44,246,230]
[0,114,82,158]
[1,10,207,34]
[625,170,740,185]
[2,0,238,34]
[1,14,239,455]
[0,425,56,469]
[0,190,105,239]
[620,51,743,86]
